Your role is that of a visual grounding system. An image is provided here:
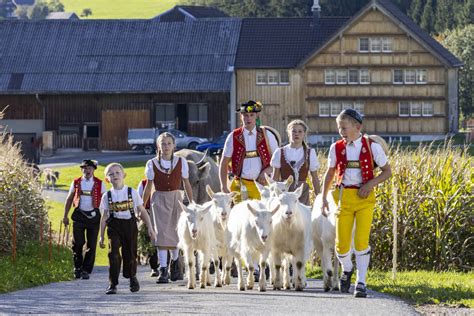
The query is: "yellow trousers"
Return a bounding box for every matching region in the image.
[332,188,375,254]
[230,178,261,203]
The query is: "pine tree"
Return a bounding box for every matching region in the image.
[434,0,454,34]
[408,0,424,24]
[420,0,434,34]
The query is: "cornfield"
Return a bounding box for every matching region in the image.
[317,141,473,271]
[0,109,48,255]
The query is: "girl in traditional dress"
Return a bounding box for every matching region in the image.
[142,132,194,283]
[270,119,321,205]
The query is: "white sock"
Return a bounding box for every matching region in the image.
[159,249,168,268]
[336,249,353,273]
[170,248,179,261]
[355,247,371,285]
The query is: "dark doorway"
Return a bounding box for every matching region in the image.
[177,104,188,132]
[12,133,38,163]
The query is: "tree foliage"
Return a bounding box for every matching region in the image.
[15,0,64,20]
[441,24,474,119]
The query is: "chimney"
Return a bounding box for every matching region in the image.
[312,0,321,27]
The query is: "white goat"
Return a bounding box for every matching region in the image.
[177,202,215,289]
[206,185,236,287]
[261,174,293,199]
[269,184,313,291]
[227,200,279,292]
[312,193,340,291]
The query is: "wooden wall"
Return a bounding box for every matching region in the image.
[302,8,449,136]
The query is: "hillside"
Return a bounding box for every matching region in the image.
[61,0,180,19]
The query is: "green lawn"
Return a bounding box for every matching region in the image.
[61,0,180,19]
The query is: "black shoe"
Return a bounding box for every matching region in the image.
[150,268,159,277]
[339,270,353,293]
[74,269,81,279]
[105,285,117,295]
[253,268,259,282]
[130,277,140,292]
[231,261,238,278]
[209,261,215,275]
[80,271,90,280]
[156,267,169,283]
[354,282,367,298]
[169,259,181,282]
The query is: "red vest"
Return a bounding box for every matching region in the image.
[231,127,272,178]
[335,137,374,186]
[72,176,103,209]
[141,179,150,209]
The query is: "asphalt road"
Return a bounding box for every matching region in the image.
[0,266,417,315]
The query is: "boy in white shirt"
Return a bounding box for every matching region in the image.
[99,163,155,294]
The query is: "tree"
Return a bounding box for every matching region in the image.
[81,8,92,17]
[434,0,455,34]
[29,1,50,19]
[15,0,65,20]
[441,24,474,120]
[420,0,434,34]
[408,0,424,25]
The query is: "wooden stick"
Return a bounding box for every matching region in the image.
[58,221,62,251]
[12,204,17,263]
[49,222,52,262]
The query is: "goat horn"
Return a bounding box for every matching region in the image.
[196,149,208,167]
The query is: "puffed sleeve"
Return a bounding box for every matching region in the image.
[145,159,155,180]
[222,132,234,158]
[327,143,337,168]
[309,148,320,172]
[265,130,279,154]
[99,192,109,215]
[131,188,144,210]
[180,157,189,179]
[270,147,282,169]
[68,181,75,195]
[371,142,388,168]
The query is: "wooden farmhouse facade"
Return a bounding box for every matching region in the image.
[234,0,463,145]
[0,0,462,155]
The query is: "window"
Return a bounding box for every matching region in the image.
[422,103,433,116]
[393,69,404,84]
[399,102,410,116]
[359,38,369,52]
[280,70,290,84]
[256,71,267,85]
[156,104,176,123]
[325,69,335,84]
[354,102,364,115]
[370,38,381,52]
[188,104,208,122]
[405,70,416,84]
[411,102,422,116]
[336,70,347,84]
[348,69,359,84]
[268,70,279,85]
[342,102,353,110]
[382,38,392,52]
[416,69,427,84]
[360,69,370,84]
[319,102,330,116]
[331,102,341,116]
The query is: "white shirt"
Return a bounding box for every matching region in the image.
[99,186,143,220]
[145,156,189,180]
[223,126,279,180]
[271,145,320,172]
[137,181,145,197]
[328,136,388,186]
[68,176,107,211]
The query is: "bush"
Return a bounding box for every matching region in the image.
[0,111,48,255]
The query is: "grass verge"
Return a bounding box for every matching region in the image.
[0,242,73,293]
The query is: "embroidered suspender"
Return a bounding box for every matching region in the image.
[107,187,136,222]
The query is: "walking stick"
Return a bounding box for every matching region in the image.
[392,181,398,280]
[58,221,63,251]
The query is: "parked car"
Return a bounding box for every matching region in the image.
[196,132,228,156]
[128,128,208,154]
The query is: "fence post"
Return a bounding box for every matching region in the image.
[392,181,398,280]
[49,221,52,262]
[12,203,17,263]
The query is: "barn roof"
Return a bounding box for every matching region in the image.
[0,19,241,93]
[154,5,229,22]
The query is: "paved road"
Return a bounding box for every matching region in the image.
[0,266,417,315]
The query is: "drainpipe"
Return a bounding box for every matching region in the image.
[35,93,46,134]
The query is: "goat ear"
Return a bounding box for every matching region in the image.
[264,173,274,185]
[198,162,211,179]
[254,180,266,194]
[206,184,215,199]
[199,203,212,214]
[271,204,280,215]
[246,202,258,216]
[294,183,304,199]
[285,175,294,190]
[274,186,283,196]
[229,191,238,199]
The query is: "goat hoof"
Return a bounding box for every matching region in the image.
[188,285,194,289]
[200,283,206,289]
[239,286,245,291]
[295,285,304,291]
[259,286,266,292]
[215,283,222,288]
[324,286,330,292]
[246,285,253,290]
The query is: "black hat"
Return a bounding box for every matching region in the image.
[237,100,263,113]
[80,159,98,169]
[340,109,363,124]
